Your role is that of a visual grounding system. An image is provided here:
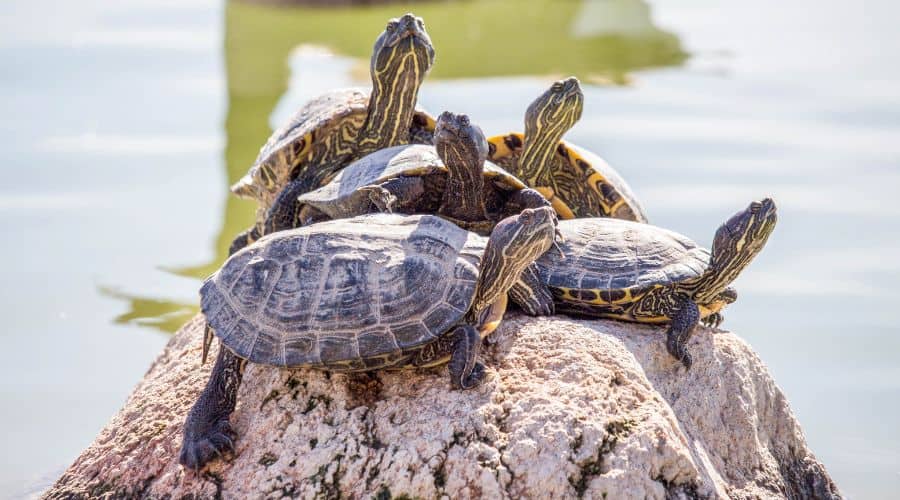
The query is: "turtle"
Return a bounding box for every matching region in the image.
[179,207,558,470]
[281,111,552,238]
[509,198,777,368]
[487,76,648,222]
[229,13,437,252]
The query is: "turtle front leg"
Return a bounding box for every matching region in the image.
[508,264,554,316]
[228,226,262,256]
[502,187,552,218]
[666,298,700,369]
[263,179,309,234]
[447,325,486,390]
[180,344,247,470]
[358,176,425,213]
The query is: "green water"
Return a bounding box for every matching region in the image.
[1,0,898,497]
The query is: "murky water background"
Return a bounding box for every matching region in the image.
[1,0,898,497]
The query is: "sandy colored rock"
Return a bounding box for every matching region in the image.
[46,313,840,499]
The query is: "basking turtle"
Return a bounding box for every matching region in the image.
[286,111,552,237]
[488,77,648,222]
[231,13,436,233]
[180,207,558,470]
[510,199,777,368]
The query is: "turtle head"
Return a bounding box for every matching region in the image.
[471,207,558,318]
[520,77,584,184]
[434,111,488,169]
[362,14,434,147]
[695,198,777,303]
[370,13,434,95]
[525,77,584,141]
[494,206,558,262]
[434,111,491,222]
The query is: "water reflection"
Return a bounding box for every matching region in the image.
[99,287,199,334]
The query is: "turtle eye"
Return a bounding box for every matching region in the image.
[519,210,534,225]
[551,82,564,92]
[386,22,396,32]
[459,115,470,127]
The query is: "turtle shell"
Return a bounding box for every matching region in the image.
[231,88,436,214]
[488,133,647,222]
[297,144,527,221]
[537,218,709,297]
[200,213,484,369]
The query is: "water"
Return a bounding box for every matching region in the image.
[1,0,898,497]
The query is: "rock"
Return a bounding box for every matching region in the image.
[46,313,841,499]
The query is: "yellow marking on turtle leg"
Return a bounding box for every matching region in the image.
[478,294,508,338]
[631,315,671,324]
[699,300,728,319]
[416,354,452,369]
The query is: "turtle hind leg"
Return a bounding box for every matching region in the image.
[701,312,724,329]
[180,345,247,470]
[448,325,485,390]
[666,298,700,369]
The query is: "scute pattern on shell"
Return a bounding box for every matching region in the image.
[258,89,368,167]
[565,143,648,221]
[232,88,435,211]
[489,133,647,221]
[539,218,710,292]
[240,90,366,186]
[298,144,527,216]
[201,214,486,368]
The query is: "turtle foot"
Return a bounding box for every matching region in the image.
[179,417,236,470]
[666,337,693,370]
[701,312,724,329]
[456,362,486,390]
[359,185,397,213]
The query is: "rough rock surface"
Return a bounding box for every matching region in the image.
[47,313,841,499]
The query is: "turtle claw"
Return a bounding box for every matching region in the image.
[360,185,397,213]
[702,313,724,329]
[458,362,486,390]
[179,417,237,470]
[666,337,693,370]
